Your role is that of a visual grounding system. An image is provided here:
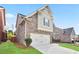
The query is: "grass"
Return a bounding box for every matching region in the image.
[59,43,79,51]
[0,41,42,54]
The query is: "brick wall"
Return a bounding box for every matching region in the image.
[0,8,5,41]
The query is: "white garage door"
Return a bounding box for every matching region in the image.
[30,33,50,46]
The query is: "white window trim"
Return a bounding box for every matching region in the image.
[43,17,49,27]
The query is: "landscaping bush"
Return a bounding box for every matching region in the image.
[7,30,16,42]
[25,38,32,47]
[1,39,7,42]
[7,32,13,40]
[1,32,7,42]
[7,30,13,40]
[11,37,17,42]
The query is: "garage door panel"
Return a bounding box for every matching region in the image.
[30,33,50,46]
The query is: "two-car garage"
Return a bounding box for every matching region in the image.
[30,33,50,46]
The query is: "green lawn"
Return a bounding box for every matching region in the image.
[0,41,42,54]
[59,43,79,51]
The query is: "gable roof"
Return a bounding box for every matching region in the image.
[0,6,4,9]
[25,5,50,18]
[63,27,75,35]
[16,5,51,27]
[16,13,26,27]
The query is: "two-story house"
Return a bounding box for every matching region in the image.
[16,5,76,47]
[0,6,6,42]
[16,5,53,46]
[53,24,76,43]
[62,27,76,42]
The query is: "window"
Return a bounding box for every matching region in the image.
[43,8,48,12]
[43,17,49,26]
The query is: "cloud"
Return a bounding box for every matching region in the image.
[5,13,15,25]
[5,13,16,31]
[6,13,15,18]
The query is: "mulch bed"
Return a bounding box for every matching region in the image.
[13,42,32,49]
[10,37,32,49]
[15,42,27,48]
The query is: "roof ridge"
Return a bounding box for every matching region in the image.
[25,4,49,18]
[64,27,73,30]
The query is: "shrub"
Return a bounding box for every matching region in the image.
[1,39,7,42]
[11,37,17,42]
[25,37,32,47]
[1,32,7,42]
[7,32,13,40]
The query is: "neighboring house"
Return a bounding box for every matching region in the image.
[0,6,6,41]
[16,5,53,46]
[61,27,76,42]
[53,24,76,43]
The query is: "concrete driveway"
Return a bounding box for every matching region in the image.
[32,43,79,54]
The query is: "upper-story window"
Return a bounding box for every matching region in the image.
[43,17,49,27]
[43,8,48,12]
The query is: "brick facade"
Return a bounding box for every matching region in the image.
[0,7,6,41]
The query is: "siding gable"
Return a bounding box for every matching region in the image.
[37,5,53,32]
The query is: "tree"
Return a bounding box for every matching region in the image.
[7,30,14,40]
[8,30,13,34]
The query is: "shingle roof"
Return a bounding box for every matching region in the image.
[16,5,50,25]
[63,27,74,35]
[0,6,4,8]
[25,5,49,18]
[17,13,26,17]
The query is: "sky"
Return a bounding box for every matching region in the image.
[0,4,79,34]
